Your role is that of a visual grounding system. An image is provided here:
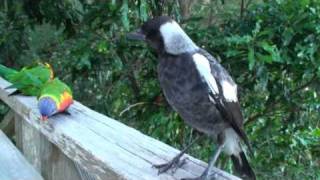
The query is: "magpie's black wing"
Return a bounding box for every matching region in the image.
[194,49,252,153]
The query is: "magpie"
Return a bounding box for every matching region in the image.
[128,16,255,180]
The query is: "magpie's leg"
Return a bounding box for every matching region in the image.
[153,136,200,174]
[181,144,224,180]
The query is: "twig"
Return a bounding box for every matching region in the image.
[119,102,148,116]
[290,73,317,95]
[245,72,317,126]
[240,0,245,18]
[245,0,253,9]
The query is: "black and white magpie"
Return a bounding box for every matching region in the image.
[128,16,255,180]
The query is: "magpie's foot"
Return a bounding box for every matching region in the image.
[153,157,188,174]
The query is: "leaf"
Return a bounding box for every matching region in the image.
[77,53,91,69]
[259,41,282,62]
[282,28,294,46]
[296,136,308,147]
[312,128,320,137]
[256,52,273,63]
[226,35,252,45]
[109,0,117,11]
[120,0,129,31]
[252,19,262,37]
[248,47,255,70]
[300,0,310,7]
[225,49,243,57]
[139,0,148,21]
[97,41,108,53]
[256,66,269,90]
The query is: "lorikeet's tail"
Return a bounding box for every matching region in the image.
[0,64,17,80]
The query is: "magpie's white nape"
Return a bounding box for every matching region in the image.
[159,20,199,55]
[129,16,256,180]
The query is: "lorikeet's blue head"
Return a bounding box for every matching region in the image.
[38,97,57,120]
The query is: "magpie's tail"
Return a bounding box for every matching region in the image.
[231,151,256,180]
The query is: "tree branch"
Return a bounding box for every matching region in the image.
[245,0,253,9]
[245,72,317,126]
[240,0,245,18]
[119,102,162,116]
[290,73,317,95]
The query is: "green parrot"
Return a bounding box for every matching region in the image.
[0,63,54,96]
[38,78,73,120]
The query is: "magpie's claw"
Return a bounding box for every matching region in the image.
[153,157,187,174]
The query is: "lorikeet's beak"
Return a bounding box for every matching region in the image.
[41,116,48,121]
[127,28,145,41]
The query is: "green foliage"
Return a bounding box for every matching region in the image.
[0,0,319,179]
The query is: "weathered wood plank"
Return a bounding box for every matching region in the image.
[0,77,240,180]
[15,113,42,171]
[0,130,43,180]
[15,113,88,180]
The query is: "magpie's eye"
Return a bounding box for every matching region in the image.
[147,29,157,38]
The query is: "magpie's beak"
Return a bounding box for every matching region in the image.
[127,28,145,41]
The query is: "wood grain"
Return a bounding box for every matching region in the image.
[15,113,87,180]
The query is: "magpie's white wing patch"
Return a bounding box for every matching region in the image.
[193,50,252,152]
[221,80,238,102]
[192,53,219,94]
[193,53,238,102]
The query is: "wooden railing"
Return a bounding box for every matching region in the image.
[0,77,240,180]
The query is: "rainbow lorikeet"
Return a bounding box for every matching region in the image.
[38,78,73,120]
[0,63,54,96]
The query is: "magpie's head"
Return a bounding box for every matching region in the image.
[128,16,198,55]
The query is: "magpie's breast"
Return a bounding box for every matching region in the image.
[157,53,227,136]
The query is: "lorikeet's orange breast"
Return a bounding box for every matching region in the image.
[57,91,73,112]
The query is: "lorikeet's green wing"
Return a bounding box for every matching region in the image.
[0,64,18,80]
[0,63,54,96]
[23,63,54,84]
[8,72,44,96]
